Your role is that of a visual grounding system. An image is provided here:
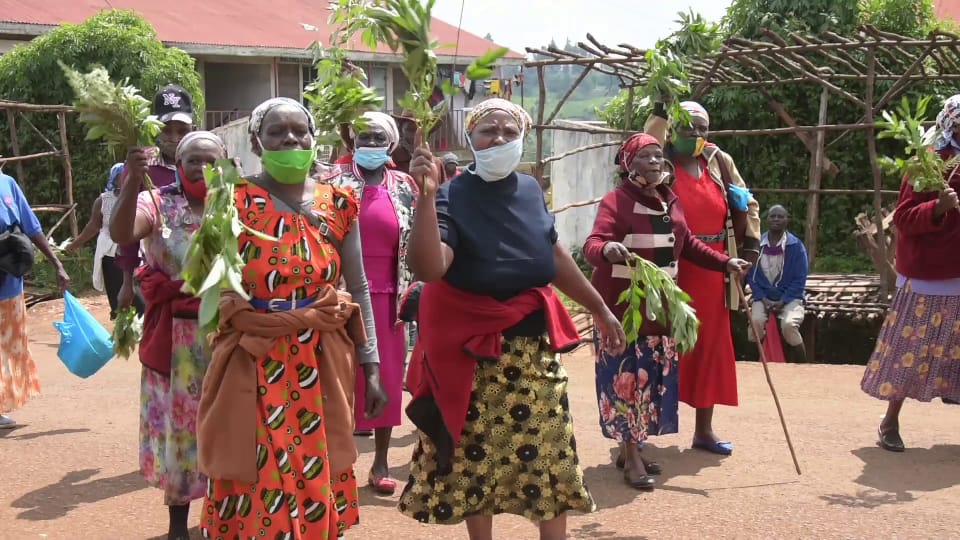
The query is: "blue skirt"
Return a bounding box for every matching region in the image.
[594,334,680,445]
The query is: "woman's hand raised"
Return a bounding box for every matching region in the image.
[409,129,441,197]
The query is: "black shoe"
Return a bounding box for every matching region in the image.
[624,472,656,491]
[878,425,905,452]
[616,453,662,475]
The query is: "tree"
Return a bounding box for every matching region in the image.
[0,9,204,230]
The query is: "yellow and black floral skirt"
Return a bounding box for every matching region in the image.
[398,335,595,524]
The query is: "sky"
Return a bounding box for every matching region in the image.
[430,0,735,54]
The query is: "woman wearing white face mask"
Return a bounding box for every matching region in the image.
[398,98,626,540]
[329,111,417,495]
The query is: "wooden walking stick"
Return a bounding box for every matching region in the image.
[735,280,802,475]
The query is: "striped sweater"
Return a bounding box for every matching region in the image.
[584,181,730,336]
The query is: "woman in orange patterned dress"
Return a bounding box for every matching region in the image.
[201,98,387,539]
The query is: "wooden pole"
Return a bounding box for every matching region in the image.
[735,281,802,476]
[864,49,891,292]
[759,88,839,177]
[535,65,546,188]
[804,88,830,269]
[5,109,25,182]
[624,87,635,131]
[56,111,78,238]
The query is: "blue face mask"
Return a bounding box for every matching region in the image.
[354,146,390,170]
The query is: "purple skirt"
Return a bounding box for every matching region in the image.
[354,292,406,430]
[861,283,960,402]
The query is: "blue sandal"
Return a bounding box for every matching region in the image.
[692,437,733,455]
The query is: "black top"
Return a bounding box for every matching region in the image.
[437,169,558,301]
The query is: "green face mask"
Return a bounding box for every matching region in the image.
[672,135,706,157]
[260,147,317,184]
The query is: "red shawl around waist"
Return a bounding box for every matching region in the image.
[406,279,579,467]
[137,266,201,374]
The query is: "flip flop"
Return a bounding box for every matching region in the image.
[623,472,655,491]
[0,415,17,429]
[692,437,733,455]
[368,472,397,495]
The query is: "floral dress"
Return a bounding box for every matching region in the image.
[595,335,680,444]
[202,180,361,540]
[135,188,207,506]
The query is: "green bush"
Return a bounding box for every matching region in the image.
[0,9,203,232]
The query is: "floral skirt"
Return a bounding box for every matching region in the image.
[594,334,679,445]
[139,318,208,505]
[398,336,595,525]
[861,285,960,402]
[0,294,40,413]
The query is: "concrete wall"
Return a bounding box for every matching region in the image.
[550,120,621,251]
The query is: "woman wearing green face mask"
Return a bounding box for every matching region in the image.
[201,97,388,540]
[644,100,761,456]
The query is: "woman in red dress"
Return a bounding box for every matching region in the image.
[646,101,761,454]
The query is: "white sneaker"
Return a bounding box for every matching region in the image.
[0,415,17,429]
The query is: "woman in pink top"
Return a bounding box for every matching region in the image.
[332,111,417,494]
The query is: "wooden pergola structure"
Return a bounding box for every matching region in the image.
[0,100,78,239]
[525,25,960,296]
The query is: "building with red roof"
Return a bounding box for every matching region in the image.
[0,0,524,139]
[935,0,960,21]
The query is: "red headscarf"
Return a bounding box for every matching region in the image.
[615,133,661,174]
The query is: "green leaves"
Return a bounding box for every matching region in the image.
[180,159,259,332]
[59,61,162,159]
[876,96,950,192]
[617,255,700,354]
[331,0,509,136]
[112,306,143,360]
[303,45,384,147]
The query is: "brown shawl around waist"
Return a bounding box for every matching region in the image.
[197,286,367,483]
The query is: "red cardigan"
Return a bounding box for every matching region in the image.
[893,148,960,281]
[583,181,729,336]
[406,278,580,468]
[136,266,200,374]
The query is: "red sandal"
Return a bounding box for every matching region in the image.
[368,471,397,495]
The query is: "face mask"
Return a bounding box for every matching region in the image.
[469,137,523,182]
[177,164,208,201]
[354,146,390,170]
[672,135,706,157]
[258,137,317,184]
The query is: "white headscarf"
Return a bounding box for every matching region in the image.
[936,94,960,151]
[350,111,399,153]
[248,97,316,137]
[175,131,227,162]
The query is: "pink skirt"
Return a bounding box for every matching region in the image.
[354,292,406,430]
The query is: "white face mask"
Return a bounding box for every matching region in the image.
[469,136,523,182]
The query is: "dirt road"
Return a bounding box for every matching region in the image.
[2,295,959,539]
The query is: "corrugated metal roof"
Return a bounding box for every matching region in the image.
[0,0,524,59]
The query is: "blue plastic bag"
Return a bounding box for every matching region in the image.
[727,183,753,212]
[54,291,114,378]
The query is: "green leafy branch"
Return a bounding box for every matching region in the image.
[112,306,143,360]
[180,160,275,332]
[60,62,170,236]
[303,43,384,147]
[876,96,960,192]
[331,0,508,136]
[616,255,700,354]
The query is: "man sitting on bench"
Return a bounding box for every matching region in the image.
[748,205,809,362]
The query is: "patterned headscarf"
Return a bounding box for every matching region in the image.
[465,98,532,134]
[176,131,227,162]
[615,133,661,173]
[350,111,400,153]
[679,101,710,125]
[105,162,126,192]
[248,97,316,137]
[936,95,960,151]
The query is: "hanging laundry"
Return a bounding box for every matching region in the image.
[489,79,501,97]
[502,79,513,100]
